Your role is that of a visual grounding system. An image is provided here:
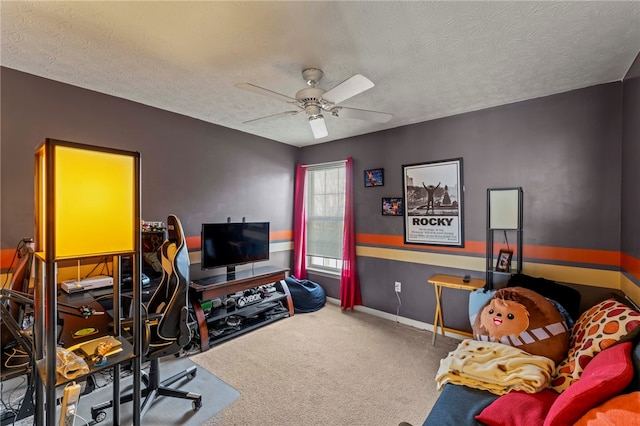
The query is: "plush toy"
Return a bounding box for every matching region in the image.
[472,286,570,364]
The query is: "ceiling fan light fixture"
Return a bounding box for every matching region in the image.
[236,68,391,141]
[309,115,328,139]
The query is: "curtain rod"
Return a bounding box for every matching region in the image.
[300,159,347,168]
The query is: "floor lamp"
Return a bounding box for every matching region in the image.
[33,139,141,425]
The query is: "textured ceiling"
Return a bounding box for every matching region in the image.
[1,1,639,147]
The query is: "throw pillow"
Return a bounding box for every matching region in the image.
[551,298,640,392]
[573,391,640,425]
[544,341,634,426]
[472,287,570,363]
[475,389,559,426]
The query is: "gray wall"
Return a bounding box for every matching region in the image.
[300,83,622,249]
[299,82,628,331]
[0,67,298,277]
[622,55,640,269]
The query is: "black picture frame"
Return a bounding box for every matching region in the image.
[382,198,403,216]
[402,158,464,247]
[364,168,384,187]
[495,249,513,272]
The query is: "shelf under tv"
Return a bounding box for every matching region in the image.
[189,265,292,351]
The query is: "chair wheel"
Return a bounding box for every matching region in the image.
[188,371,197,380]
[192,398,202,411]
[94,411,107,423]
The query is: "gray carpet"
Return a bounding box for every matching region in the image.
[192,302,460,426]
[6,356,239,425]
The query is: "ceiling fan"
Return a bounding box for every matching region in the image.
[235,68,392,139]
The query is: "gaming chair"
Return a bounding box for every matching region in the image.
[91,214,202,422]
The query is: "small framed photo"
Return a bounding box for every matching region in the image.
[495,249,513,272]
[382,198,403,216]
[364,168,384,187]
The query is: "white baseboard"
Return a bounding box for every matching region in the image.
[325,297,468,341]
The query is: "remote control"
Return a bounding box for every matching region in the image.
[59,381,81,426]
[463,275,471,283]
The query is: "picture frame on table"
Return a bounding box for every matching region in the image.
[364,168,384,187]
[382,198,403,216]
[495,249,513,272]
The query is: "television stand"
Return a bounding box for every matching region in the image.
[189,266,291,351]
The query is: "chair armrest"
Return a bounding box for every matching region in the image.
[119,313,160,357]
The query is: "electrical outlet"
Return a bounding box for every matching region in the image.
[395,281,401,292]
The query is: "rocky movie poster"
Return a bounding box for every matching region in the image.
[403,159,464,247]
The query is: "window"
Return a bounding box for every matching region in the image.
[306,164,346,273]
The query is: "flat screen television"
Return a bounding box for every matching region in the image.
[201,222,270,274]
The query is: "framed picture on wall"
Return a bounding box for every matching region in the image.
[364,168,384,187]
[382,198,403,216]
[402,158,464,247]
[495,249,513,272]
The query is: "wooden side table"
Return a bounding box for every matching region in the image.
[427,274,486,344]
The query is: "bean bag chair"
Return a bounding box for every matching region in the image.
[284,276,326,313]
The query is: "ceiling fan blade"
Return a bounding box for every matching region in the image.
[335,106,392,123]
[243,110,300,124]
[235,83,295,103]
[309,115,328,139]
[322,74,375,104]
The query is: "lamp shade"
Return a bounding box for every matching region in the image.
[35,139,140,260]
[488,188,522,229]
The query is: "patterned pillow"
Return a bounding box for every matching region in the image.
[551,298,640,392]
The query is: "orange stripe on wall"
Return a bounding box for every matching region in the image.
[525,245,619,267]
[0,249,16,269]
[271,230,292,241]
[0,232,629,272]
[356,233,485,255]
[356,233,621,268]
[622,253,640,281]
[185,236,201,251]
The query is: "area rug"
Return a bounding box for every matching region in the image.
[73,356,239,425]
[12,356,240,426]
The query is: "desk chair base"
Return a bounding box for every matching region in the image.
[90,359,202,423]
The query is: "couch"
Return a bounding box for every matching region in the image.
[423,277,640,426]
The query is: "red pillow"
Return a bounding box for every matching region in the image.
[475,389,559,426]
[543,341,633,426]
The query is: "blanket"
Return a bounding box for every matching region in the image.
[436,339,555,396]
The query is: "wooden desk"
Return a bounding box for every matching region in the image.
[46,291,135,386]
[427,274,485,345]
[57,291,115,349]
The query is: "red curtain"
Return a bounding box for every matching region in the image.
[292,164,307,279]
[340,157,362,310]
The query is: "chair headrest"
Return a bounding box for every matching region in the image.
[166,214,185,247]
